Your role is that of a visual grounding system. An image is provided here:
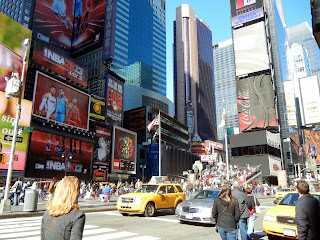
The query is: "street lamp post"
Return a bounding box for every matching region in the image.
[0,39,30,213]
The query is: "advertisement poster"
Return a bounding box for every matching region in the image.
[111,126,137,174]
[230,0,264,27]
[277,170,287,187]
[237,74,278,131]
[0,13,32,94]
[32,71,90,130]
[233,22,270,76]
[32,40,88,87]
[268,155,282,176]
[0,92,32,171]
[93,126,111,166]
[146,144,159,177]
[33,0,74,52]
[25,130,92,179]
[283,80,297,126]
[72,0,106,57]
[89,97,106,121]
[105,72,123,127]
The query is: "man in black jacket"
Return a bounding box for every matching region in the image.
[295,179,319,240]
[232,180,249,240]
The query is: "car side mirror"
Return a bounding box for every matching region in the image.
[273,200,279,205]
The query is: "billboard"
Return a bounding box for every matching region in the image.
[32,71,90,130]
[0,92,32,172]
[93,126,111,166]
[26,130,92,179]
[283,80,297,126]
[105,72,124,127]
[299,75,320,125]
[111,126,137,174]
[33,0,74,52]
[230,0,264,27]
[237,74,278,131]
[277,170,288,187]
[0,13,32,94]
[233,21,270,76]
[71,0,107,57]
[32,40,88,87]
[146,144,159,177]
[268,155,282,176]
[103,0,117,60]
[89,97,106,121]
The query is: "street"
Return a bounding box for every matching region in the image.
[0,197,275,239]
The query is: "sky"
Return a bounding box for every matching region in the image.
[165,0,313,102]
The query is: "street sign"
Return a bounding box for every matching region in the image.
[21,126,34,132]
[4,135,23,143]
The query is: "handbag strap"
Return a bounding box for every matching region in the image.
[254,196,257,207]
[44,217,56,240]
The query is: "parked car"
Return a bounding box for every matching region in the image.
[117,182,185,217]
[263,191,320,239]
[175,189,220,225]
[275,188,292,200]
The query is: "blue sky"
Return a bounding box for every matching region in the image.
[165,0,312,101]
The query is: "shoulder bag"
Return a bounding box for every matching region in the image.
[254,196,261,213]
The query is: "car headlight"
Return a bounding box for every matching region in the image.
[117,197,122,203]
[134,197,144,204]
[264,215,276,222]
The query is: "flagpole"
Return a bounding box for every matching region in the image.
[225,125,229,181]
[159,111,161,176]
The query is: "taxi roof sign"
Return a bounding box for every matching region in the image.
[149,176,170,184]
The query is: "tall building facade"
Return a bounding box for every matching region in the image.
[173,4,216,141]
[213,39,238,141]
[77,0,171,114]
[287,22,320,77]
[0,0,34,29]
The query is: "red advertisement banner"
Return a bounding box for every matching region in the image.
[33,40,88,87]
[32,71,90,130]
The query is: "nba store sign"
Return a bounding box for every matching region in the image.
[46,160,82,173]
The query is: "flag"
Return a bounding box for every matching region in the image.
[218,101,226,128]
[147,114,160,132]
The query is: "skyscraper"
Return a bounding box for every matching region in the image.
[287,22,320,77]
[174,4,216,141]
[213,39,238,141]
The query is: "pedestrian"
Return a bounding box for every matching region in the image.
[99,184,110,202]
[48,177,58,196]
[295,179,319,240]
[41,176,85,240]
[212,185,240,240]
[232,180,249,240]
[245,187,260,240]
[12,178,23,205]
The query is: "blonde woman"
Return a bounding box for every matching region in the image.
[41,176,85,240]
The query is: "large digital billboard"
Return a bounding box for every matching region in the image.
[111,126,137,174]
[105,71,124,127]
[32,71,90,130]
[89,97,105,121]
[299,75,320,125]
[237,74,278,131]
[283,80,297,126]
[93,126,111,166]
[230,0,264,27]
[233,21,270,76]
[32,40,88,87]
[0,92,32,171]
[25,130,93,179]
[33,0,74,52]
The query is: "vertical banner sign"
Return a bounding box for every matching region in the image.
[103,0,118,60]
[105,72,123,127]
[93,127,111,166]
[146,144,159,177]
[277,170,288,187]
[0,92,32,171]
[111,126,137,174]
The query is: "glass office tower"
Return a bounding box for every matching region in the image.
[213,39,238,141]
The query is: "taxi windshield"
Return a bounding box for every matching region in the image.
[135,185,158,193]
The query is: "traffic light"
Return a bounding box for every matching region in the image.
[0,152,6,165]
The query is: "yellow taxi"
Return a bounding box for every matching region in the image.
[117,178,185,217]
[263,191,320,239]
[275,188,292,200]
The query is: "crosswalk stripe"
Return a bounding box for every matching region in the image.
[0,230,39,239]
[0,226,40,234]
[83,228,116,235]
[84,225,101,230]
[0,223,40,230]
[125,236,161,240]
[83,231,137,240]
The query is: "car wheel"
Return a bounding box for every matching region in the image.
[121,213,129,216]
[267,234,280,240]
[144,202,156,217]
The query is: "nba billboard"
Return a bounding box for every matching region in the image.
[230,0,264,27]
[237,74,278,131]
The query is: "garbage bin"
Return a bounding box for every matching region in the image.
[23,189,38,211]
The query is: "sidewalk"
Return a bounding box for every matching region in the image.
[0,196,118,219]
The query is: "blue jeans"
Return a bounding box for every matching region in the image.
[247,214,256,239]
[217,226,237,240]
[237,218,248,240]
[13,192,21,205]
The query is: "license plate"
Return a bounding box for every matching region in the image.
[186,214,193,219]
[122,203,128,207]
[283,228,296,237]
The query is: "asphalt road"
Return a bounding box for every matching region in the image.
[0,197,276,239]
